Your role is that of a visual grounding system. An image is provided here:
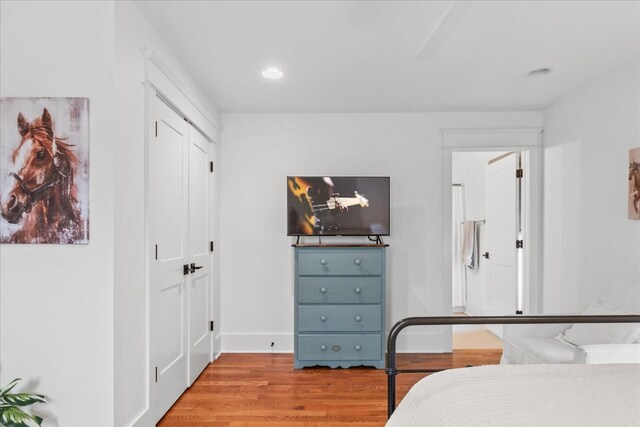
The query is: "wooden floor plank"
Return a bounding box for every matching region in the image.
[158,351,502,426]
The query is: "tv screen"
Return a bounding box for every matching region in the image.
[287,176,390,236]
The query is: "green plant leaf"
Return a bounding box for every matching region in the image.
[0,405,43,427]
[0,380,21,397]
[2,394,46,407]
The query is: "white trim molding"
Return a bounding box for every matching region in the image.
[223,333,295,353]
[143,48,220,139]
[441,127,544,334]
[441,128,542,148]
[221,332,448,353]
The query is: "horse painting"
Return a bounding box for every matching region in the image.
[1,99,89,244]
[630,147,640,220]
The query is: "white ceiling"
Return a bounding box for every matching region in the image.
[135,0,640,113]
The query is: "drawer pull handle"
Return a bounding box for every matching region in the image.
[354,259,361,265]
[354,287,362,294]
[354,315,362,322]
[320,345,327,351]
[354,345,361,351]
[320,315,327,322]
[320,287,327,294]
[320,259,327,265]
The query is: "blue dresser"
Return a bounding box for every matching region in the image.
[294,245,386,369]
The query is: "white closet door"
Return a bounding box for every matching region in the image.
[486,153,518,315]
[187,125,212,385]
[150,96,189,418]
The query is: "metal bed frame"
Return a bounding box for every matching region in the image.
[386,314,640,418]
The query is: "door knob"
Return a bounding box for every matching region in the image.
[190,263,204,273]
[482,252,490,259]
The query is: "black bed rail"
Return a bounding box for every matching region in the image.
[386,314,640,418]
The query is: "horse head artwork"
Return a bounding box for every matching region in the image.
[630,160,640,219]
[0,107,85,243]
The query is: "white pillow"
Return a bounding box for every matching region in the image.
[555,300,640,346]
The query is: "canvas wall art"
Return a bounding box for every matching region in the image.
[630,147,640,220]
[0,97,89,243]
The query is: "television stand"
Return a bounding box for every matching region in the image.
[295,235,324,245]
[369,235,384,245]
[295,235,385,245]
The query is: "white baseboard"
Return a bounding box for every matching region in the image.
[222,333,294,353]
[462,303,503,338]
[131,407,152,427]
[213,333,222,356]
[395,331,449,352]
[221,332,448,353]
[463,302,486,316]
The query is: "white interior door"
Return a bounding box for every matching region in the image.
[150,96,189,418]
[187,125,212,385]
[486,153,518,315]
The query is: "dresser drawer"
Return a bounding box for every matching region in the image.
[297,334,382,361]
[297,277,382,304]
[298,305,382,332]
[298,249,382,276]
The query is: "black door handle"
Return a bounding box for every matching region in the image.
[482,252,490,259]
[190,263,204,273]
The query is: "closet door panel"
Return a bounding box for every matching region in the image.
[150,96,189,420]
[188,125,212,385]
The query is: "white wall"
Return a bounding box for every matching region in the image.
[0,1,115,426]
[114,2,221,425]
[219,112,541,352]
[451,151,504,313]
[543,58,640,313]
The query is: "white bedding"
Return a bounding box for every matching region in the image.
[387,363,640,427]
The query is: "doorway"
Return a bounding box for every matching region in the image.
[451,150,528,345]
[442,127,543,353]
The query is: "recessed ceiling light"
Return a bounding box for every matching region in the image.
[526,68,552,79]
[262,67,284,80]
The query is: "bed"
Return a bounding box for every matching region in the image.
[385,315,640,427]
[387,363,640,426]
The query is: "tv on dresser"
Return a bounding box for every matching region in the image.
[287,176,390,236]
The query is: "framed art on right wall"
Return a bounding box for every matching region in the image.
[630,147,640,220]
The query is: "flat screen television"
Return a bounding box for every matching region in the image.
[287,176,390,236]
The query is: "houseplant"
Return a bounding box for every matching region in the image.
[0,378,46,427]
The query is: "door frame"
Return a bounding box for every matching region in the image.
[441,128,543,350]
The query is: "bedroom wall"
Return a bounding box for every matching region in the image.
[114,2,221,425]
[542,58,640,313]
[219,112,541,352]
[0,1,115,425]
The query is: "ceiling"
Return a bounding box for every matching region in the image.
[135,1,640,113]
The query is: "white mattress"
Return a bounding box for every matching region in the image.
[387,363,640,427]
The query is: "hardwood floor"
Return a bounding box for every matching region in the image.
[158,351,502,426]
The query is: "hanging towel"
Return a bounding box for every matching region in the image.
[462,221,479,269]
[452,186,467,307]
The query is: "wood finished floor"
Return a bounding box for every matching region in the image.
[158,351,502,426]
